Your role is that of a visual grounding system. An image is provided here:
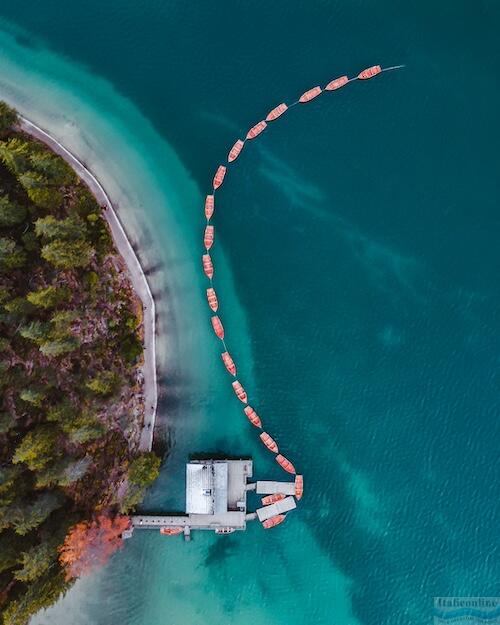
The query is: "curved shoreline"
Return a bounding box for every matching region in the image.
[17,115,158,451]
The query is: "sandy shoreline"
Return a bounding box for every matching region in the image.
[17,115,158,452]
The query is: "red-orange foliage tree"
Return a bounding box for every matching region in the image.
[58,515,130,579]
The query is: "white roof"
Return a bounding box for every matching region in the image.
[256,496,297,521]
[186,461,228,515]
[255,480,295,495]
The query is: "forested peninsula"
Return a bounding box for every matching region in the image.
[0,102,160,625]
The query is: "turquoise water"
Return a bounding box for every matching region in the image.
[0,2,499,624]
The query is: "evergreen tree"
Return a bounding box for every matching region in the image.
[29,151,76,186]
[35,215,88,241]
[67,423,105,445]
[2,569,72,625]
[0,194,27,227]
[0,138,30,174]
[10,491,64,535]
[0,411,16,435]
[128,452,161,486]
[17,170,48,191]
[3,297,34,315]
[12,425,60,470]
[0,237,27,270]
[27,186,63,209]
[45,400,74,424]
[41,238,94,269]
[19,387,46,408]
[19,320,52,345]
[0,466,24,507]
[15,539,60,582]
[21,229,40,252]
[39,337,79,357]
[0,103,152,623]
[86,371,120,396]
[36,457,91,489]
[0,101,18,137]
[0,531,25,574]
[26,285,70,309]
[55,410,104,444]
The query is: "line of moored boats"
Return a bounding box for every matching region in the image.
[158,65,396,536]
[200,65,387,530]
[199,64,388,532]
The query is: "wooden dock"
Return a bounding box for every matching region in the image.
[132,511,246,531]
[127,458,298,539]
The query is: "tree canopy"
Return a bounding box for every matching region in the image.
[58,515,130,579]
[0,100,158,624]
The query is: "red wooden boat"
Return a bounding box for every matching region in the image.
[261,493,285,506]
[295,475,303,500]
[246,120,267,140]
[260,432,279,453]
[358,65,382,80]
[232,380,248,403]
[221,351,236,376]
[325,75,348,91]
[211,315,224,339]
[204,225,214,250]
[299,86,322,103]
[244,405,262,428]
[202,254,214,280]
[160,527,183,536]
[205,194,215,220]
[262,514,286,529]
[206,287,218,312]
[266,103,288,121]
[228,139,244,162]
[213,165,227,189]
[275,454,296,474]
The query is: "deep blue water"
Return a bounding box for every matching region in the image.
[0,2,499,624]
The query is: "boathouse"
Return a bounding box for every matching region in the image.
[130,459,253,538]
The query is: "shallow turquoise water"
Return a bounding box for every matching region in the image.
[0,3,499,624]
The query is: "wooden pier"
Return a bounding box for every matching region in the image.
[127,457,297,539]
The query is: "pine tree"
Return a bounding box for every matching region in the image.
[14,539,59,582]
[4,297,33,315]
[128,452,161,486]
[29,151,76,186]
[39,337,79,357]
[0,411,16,435]
[12,424,59,470]
[19,388,46,408]
[27,186,63,210]
[35,215,88,241]
[19,320,52,345]
[10,491,64,535]
[41,238,94,269]
[2,569,72,625]
[36,457,91,488]
[0,194,27,227]
[26,285,70,309]
[86,371,120,396]
[0,138,30,174]
[0,238,27,270]
[17,170,48,191]
[0,101,18,137]
[0,532,25,574]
